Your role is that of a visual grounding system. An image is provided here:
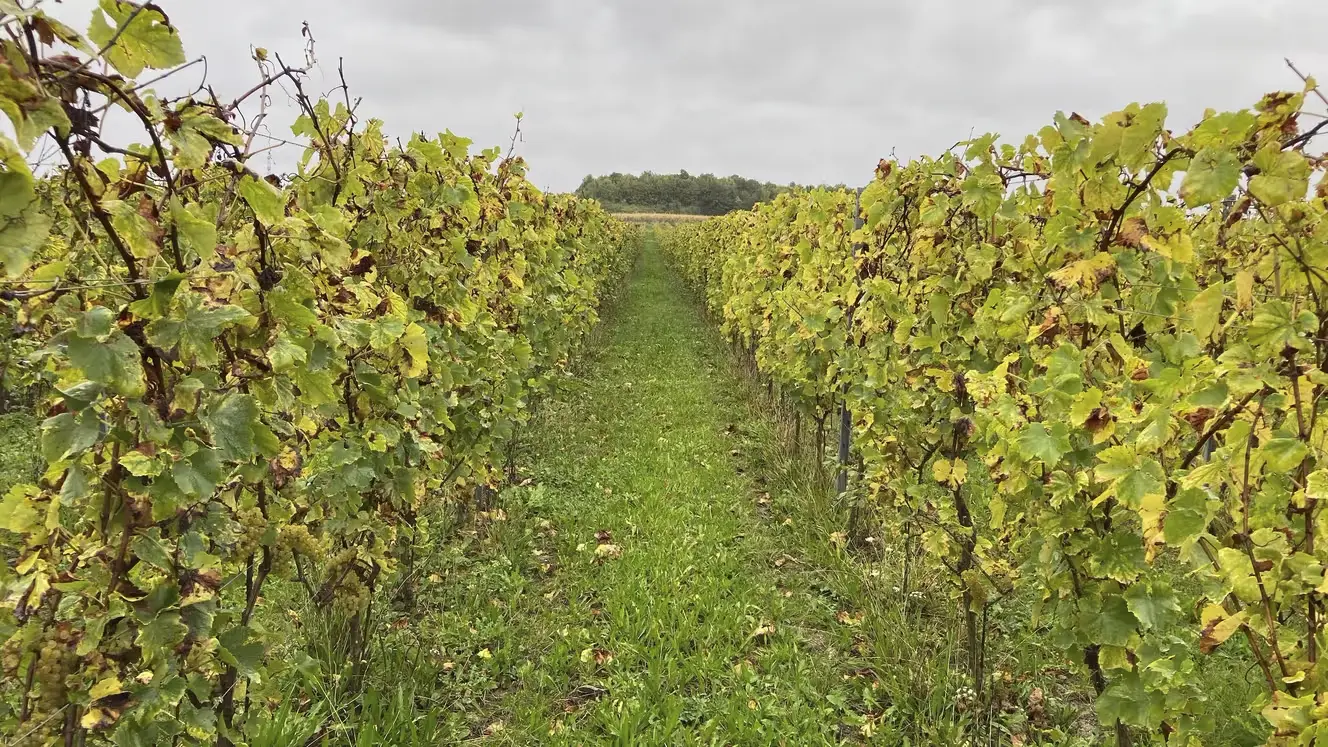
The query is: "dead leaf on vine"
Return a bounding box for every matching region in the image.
[1182,407,1216,432]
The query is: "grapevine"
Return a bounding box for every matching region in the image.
[0,2,638,744]
[662,92,1328,744]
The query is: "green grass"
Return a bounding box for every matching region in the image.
[0,411,39,496]
[323,238,1113,744]
[469,237,882,744]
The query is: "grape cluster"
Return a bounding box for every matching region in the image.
[1,636,22,679]
[9,626,80,745]
[267,524,322,577]
[323,548,371,617]
[35,636,76,710]
[231,506,267,561]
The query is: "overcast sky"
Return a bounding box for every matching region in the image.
[48,0,1328,192]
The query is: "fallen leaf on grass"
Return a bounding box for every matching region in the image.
[580,647,614,666]
[836,610,864,626]
[595,543,623,560]
[749,622,777,644]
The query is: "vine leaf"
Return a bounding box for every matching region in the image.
[1248,146,1310,206]
[218,627,265,677]
[136,611,189,664]
[203,394,261,462]
[401,322,429,378]
[41,410,102,462]
[146,298,251,366]
[1124,582,1179,630]
[0,485,42,533]
[1198,604,1246,654]
[1179,147,1240,206]
[1016,422,1069,468]
[1088,595,1138,647]
[238,175,287,226]
[88,0,185,78]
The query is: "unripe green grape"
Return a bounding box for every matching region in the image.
[279,524,323,558]
[330,573,370,617]
[232,506,267,560]
[1,638,22,678]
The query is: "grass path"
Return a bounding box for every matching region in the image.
[481,240,877,744]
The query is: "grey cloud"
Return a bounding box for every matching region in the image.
[45,0,1328,192]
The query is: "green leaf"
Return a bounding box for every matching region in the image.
[0,205,51,277]
[1096,670,1162,728]
[179,531,220,570]
[7,97,70,152]
[1017,422,1070,468]
[369,317,406,349]
[1087,595,1138,647]
[169,200,217,259]
[136,611,188,664]
[1135,408,1171,453]
[1189,283,1223,342]
[60,462,90,502]
[1248,146,1310,206]
[1179,147,1241,206]
[76,307,116,339]
[292,367,337,406]
[1089,532,1146,583]
[41,410,101,463]
[960,168,1002,220]
[1165,488,1215,545]
[66,331,146,396]
[1124,582,1179,630]
[1188,110,1257,149]
[165,106,238,170]
[203,394,261,462]
[1248,297,1312,350]
[88,0,185,78]
[128,276,184,320]
[172,448,223,497]
[269,288,318,329]
[146,299,251,366]
[1115,462,1165,509]
[180,701,217,739]
[1262,437,1309,472]
[131,530,175,571]
[218,626,265,677]
[238,176,286,225]
[267,334,308,371]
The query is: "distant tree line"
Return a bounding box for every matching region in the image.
[575,171,833,216]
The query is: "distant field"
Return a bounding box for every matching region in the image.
[613,212,710,224]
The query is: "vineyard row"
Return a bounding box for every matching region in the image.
[661,91,1328,744]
